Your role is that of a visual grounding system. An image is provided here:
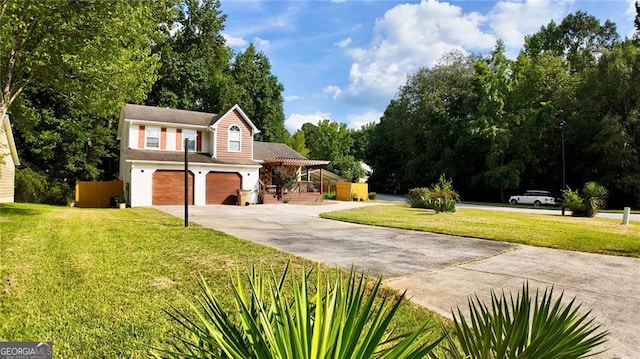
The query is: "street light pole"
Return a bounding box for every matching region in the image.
[560,120,566,216]
[184,138,190,227]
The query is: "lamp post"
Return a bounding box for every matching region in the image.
[559,120,566,216]
[184,138,192,227]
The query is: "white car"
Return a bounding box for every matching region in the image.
[509,190,557,207]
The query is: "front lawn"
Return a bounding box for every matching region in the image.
[0,203,444,358]
[320,205,640,257]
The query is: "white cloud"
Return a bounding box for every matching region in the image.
[284,95,302,102]
[487,0,573,52]
[331,0,347,3]
[347,111,383,129]
[323,85,342,100]
[328,0,576,109]
[335,37,352,48]
[286,112,330,131]
[223,33,248,47]
[626,0,638,37]
[625,0,636,18]
[254,37,271,52]
[332,0,497,105]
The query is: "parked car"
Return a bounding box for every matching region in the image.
[509,190,557,207]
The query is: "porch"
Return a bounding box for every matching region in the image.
[259,157,330,204]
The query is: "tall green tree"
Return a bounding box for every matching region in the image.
[472,41,523,203]
[286,130,309,158]
[11,87,119,204]
[572,39,640,206]
[145,0,233,113]
[1,0,161,119]
[369,51,482,194]
[509,52,574,193]
[635,1,640,34]
[351,123,377,162]
[229,44,288,142]
[524,11,619,73]
[302,119,363,181]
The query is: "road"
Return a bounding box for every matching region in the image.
[376,194,640,222]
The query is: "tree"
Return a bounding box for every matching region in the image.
[11,87,119,204]
[229,44,288,142]
[1,0,161,119]
[571,39,640,207]
[524,11,619,73]
[145,0,233,113]
[636,1,640,34]
[369,51,482,195]
[351,123,376,162]
[302,119,363,181]
[471,41,523,203]
[286,130,309,158]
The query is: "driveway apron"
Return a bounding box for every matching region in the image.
[158,202,640,359]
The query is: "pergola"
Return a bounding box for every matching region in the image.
[260,157,330,202]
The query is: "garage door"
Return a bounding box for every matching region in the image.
[206,172,241,205]
[152,170,194,205]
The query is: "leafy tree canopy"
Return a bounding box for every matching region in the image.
[1,0,163,119]
[229,44,288,143]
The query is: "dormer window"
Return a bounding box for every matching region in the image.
[145,126,160,149]
[228,125,241,152]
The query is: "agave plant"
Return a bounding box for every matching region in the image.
[450,283,608,359]
[155,264,445,359]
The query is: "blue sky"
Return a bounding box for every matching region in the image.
[219,0,637,132]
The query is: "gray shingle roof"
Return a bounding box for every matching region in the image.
[123,149,260,166]
[122,104,218,126]
[253,142,306,160]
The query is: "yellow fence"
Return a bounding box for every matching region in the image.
[335,182,369,201]
[75,180,124,208]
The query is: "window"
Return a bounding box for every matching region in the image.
[183,129,196,152]
[146,126,160,148]
[228,125,241,152]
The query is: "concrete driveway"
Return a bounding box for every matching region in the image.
[158,202,640,358]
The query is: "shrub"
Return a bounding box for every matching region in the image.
[15,168,48,203]
[562,182,608,217]
[582,182,608,217]
[407,175,460,213]
[425,197,457,213]
[407,187,431,208]
[450,283,608,358]
[272,169,298,192]
[431,174,460,203]
[15,168,72,205]
[368,192,377,200]
[156,264,445,358]
[322,191,336,200]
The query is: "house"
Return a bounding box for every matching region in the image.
[0,115,20,203]
[117,104,329,207]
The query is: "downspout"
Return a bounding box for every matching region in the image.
[209,127,216,158]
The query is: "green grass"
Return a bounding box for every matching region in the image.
[320,204,640,257]
[0,203,445,358]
